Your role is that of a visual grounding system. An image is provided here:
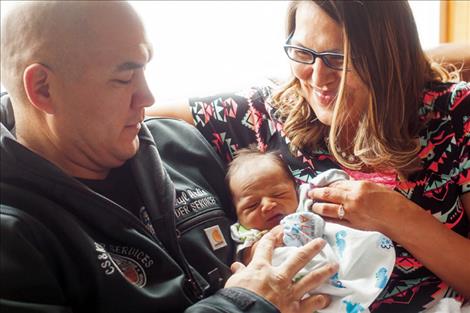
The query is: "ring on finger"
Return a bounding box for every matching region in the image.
[337,204,345,220]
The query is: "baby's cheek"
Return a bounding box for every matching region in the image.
[237,212,249,226]
[241,211,262,229]
[287,199,299,213]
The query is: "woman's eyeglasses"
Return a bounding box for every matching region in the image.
[283,33,346,71]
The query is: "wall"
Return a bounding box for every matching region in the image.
[440,0,470,44]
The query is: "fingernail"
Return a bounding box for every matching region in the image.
[307,238,326,251]
[315,238,326,248]
[315,295,330,308]
[310,202,319,213]
[264,231,275,238]
[331,262,340,272]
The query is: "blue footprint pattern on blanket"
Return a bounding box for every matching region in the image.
[343,300,366,313]
[377,235,393,249]
[375,267,388,289]
[335,230,347,258]
[330,272,346,288]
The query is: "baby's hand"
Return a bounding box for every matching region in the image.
[281,212,325,247]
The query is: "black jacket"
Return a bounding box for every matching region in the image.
[0,102,278,313]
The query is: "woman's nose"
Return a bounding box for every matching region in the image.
[310,57,338,87]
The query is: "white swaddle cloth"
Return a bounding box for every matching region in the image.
[272,169,396,313]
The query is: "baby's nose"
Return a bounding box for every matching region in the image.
[260,198,277,213]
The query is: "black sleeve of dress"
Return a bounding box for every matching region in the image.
[188,86,275,164]
[450,82,470,194]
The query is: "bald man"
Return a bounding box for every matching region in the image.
[0,2,337,313]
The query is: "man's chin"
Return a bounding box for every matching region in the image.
[112,141,140,166]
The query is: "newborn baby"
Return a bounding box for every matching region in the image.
[227,148,395,313]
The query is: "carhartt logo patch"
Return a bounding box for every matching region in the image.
[204,225,227,250]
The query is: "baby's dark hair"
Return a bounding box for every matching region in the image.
[226,145,296,194]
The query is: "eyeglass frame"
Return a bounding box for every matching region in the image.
[283,32,347,71]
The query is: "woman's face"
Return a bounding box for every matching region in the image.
[289,2,368,126]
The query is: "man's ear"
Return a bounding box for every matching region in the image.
[23,63,56,114]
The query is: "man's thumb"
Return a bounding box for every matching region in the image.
[230,262,246,273]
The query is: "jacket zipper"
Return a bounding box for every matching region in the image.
[94,193,206,300]
[175,209,226,299]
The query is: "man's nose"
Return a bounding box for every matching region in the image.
[134,73,155,109]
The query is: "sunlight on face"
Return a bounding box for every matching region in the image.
[49,3,154,175]
[288,1,370,127]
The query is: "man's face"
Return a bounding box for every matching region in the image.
[49,6,154,175]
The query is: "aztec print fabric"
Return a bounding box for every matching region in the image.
[188,81,470,313]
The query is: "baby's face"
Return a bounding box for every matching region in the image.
[230,162,298,230]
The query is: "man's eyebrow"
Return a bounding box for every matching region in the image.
[115,62,145,72]
[114,44,153,72]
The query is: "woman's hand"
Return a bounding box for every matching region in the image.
[225,230,339,313]
[308,180,411,234]
[309,180,470,297]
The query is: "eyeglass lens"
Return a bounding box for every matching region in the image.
[285,46,344,70]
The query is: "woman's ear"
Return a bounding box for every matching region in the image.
[23,63,55,114]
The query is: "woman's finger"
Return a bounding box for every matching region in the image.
[327,180,352,190]
[278,238,326,279]
[311,202,346,220]
[308,186,347,204]
[294,262,339,299]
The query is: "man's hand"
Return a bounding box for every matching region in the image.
[242,225,284,264]
[225,230,338,313]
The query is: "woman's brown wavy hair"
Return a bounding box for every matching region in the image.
[271,0,459,176]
